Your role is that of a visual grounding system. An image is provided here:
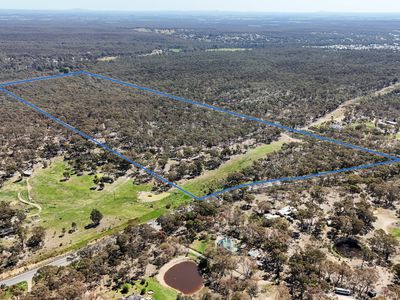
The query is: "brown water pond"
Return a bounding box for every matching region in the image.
[163,261,203,295]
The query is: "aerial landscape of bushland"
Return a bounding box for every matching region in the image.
[0,9,400,300]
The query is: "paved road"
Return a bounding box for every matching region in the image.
[0,255,74,291]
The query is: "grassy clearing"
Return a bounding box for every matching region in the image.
[159,140,285,208]
[136,278,177,300]
[0,159,189,259]
[349,121,376,129]
[108,278,177,300]
[111,278,177,300]
[182,140,285,196]
[0,179,26,203]
[29,160,154,231]
[190,239,209,254]
[169,48,182,53]
[390,228,400,238]
[157,140,285,208]
[0,281,28,299]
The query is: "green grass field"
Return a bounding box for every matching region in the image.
[29,160,154,230]
[0,179,26,203]
[135,278,178,300]
[190,239,209,254]
[105,277,177,300]
[0,139,284,260]
[390,228,400,238]
[0,159,188,257]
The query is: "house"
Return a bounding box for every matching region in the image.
[264,213,280,220]
[277,206,296,217]
[22,169,33,177]
[216,236,239,253]
[331,123,344,130]
[147,220,162,231]
[176,204,194,214]
[248,248,264,266]
[248,248,262,259]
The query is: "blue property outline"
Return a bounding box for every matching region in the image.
[0,71,399,200]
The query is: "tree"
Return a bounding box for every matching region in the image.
[90,209,103,226]
[261,230,289,281]
[240,256,257,279]
[368,229,399,264]
[59,67,70,74]
[310,186,326,204]
[157,214,182,234]
[93,175,100,185]
[323,261,353,288]
[393,264,400,284]
[369,182,399,208]
[296,202,323,234]
[204,248,236,280]
[275,283,291,300]
[246,279,258,299]
[382,285,400,299]
[24,265,86,300]
[351,268,378,297]
[26,226,46,250]
[69,222,77,234]
[62,171,70,181]
[287,244,327,299]
[0,201,26,233]
[330,197,376,238]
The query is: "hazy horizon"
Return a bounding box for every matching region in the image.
[2,9,400,15]
[2,0,400,13]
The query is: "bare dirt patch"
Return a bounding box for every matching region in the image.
[374,208,399,233]
[138,191,170,203]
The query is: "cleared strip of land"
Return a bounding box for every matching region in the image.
[306,82,400,129]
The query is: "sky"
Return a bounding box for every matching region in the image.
[1,0,400,13]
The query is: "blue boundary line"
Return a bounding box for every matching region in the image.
[83,71,398,161]
[0,71,84,87]
[0,71,399,200]
[198,159,399,200]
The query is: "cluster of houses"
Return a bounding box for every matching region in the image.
[329,118,399,133]
[377,119,398,130]
[214,205,300,266]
